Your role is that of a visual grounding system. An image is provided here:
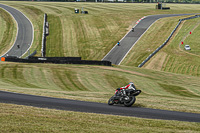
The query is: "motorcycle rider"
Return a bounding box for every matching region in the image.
[115,82,136,98]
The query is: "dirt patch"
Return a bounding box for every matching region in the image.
[126,20,137,31]
[145,52,167,71]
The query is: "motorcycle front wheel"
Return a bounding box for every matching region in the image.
[124,96,136,107]
[108,96,115,105]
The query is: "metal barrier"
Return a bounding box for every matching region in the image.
[4,57,112,66]
[138,15,200,68]
[41,14,48,57]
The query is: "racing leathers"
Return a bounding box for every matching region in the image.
[115,82,136,97]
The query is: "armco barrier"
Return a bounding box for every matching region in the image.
[41,14,47,57]
[4,57,112,66]
[28,57,81,61]
[138,15,200,68]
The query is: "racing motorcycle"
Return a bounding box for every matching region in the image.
[108,89,141,107]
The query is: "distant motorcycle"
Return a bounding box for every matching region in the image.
[108,89,141,107]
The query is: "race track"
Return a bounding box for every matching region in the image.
[0,5,199,123]
[102,14,194,65]
[0,4,33,58]
[0,91,199,123]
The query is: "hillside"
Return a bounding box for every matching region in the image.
[0,2,199,60]
[0,61,199,113]
[122,16,200,76]
[0,2,200,132]
[0,0,200,110]
[0,0,200,112]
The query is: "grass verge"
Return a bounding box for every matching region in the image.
[122,15,200,76]
[161,18,200,77]
[0,62,199,113]
[1,2,200,60]
[0,103,199,133]
[0,2,200,131]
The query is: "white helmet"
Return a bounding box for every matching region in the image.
[129,82,134,85]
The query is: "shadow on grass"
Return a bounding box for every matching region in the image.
[132,103,145,108]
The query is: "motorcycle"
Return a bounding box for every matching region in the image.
[108,89,141,107]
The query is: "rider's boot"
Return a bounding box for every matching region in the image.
[122,89,129,100]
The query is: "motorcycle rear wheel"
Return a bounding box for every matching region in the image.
[124,96,136,107]
[108,96,115,105]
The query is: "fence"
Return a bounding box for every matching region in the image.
[41,14,49,57]
[138,15,200,68]
[4,56,112,66]
[4,13,111,66]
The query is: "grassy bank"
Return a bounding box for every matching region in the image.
[124,16,200,76]
[1,2,199,77]
[160,18,200,76]
[0,2,200,131]
[1,2,200,60]
[121,16,184,67]
[1,103,199,133]
[0,8,17,56]
[0,62,199,113]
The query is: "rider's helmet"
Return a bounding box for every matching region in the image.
[129,82,134,85]
[129,82,136,89]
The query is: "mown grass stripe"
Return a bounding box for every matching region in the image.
[173,63,181,74]
[176,64,183,74]
[64,70,88,91]
[46,15,63,57]
[0,2,200,116]
[197,65,200,76]
[104,73,128,90]
[159,83,200,98]
[0,64,7,78]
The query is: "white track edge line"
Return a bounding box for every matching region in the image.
[0,4,34,58]
[102,16,146,61]
[0,5,19,57]
[118,18,161,65]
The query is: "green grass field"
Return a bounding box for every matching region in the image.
[0,2,200,132]
[122,16,184,67]
[1,103,200,133]
[0,62,199,113]
[1,2,200,59]
[0,61,200,132]
[1,2,199,76]
[125,16,200,76]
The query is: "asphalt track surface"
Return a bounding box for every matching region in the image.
[102,14,194,65]
[0,91,200,123]
[0,4,33,58]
